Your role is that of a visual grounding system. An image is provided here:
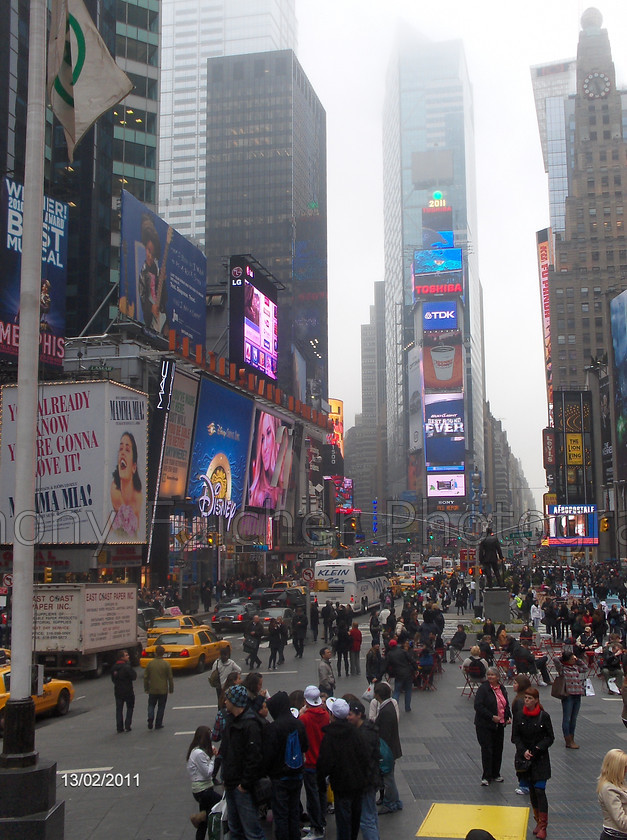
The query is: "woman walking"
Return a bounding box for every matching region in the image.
[187,726,221,839]
[598,749,627,839]
[512,687,554,839]
[473,666,511,786]
[554,651,587,748]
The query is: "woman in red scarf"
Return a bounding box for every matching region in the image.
[512,687,555,839]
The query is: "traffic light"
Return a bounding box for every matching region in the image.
[207,532,215,547]
[600,517,610,532]
[428,529,434,540]
[44,567,52,583]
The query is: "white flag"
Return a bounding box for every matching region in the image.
[47,0,133,161]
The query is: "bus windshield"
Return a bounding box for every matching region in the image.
[314,556,389,613]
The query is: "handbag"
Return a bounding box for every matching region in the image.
[253,775,272,805]
[209,667,221,688]
[514,754,532,773]
[362,682,375,702]
[585,677,596,697]
[551,674,568,699]
[243,637,257,654]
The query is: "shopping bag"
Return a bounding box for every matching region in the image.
[362,682,375,702]
[607,677,621,695]
[585,678,596,697]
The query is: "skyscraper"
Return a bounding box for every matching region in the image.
[158,0,297,249]
[382,28,485,507]
[203,49,328,404]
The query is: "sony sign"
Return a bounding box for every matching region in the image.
[423,300,458,331]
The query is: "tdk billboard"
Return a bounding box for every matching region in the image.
[423,300,458,332]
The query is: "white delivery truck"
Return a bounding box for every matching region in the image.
[33,583,140,678]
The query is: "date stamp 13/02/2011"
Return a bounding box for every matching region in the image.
[59,771,140,788]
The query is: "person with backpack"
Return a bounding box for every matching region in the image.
[373,683,403,814]
[462,646,488,684]
[265,691,309,840]
[111,649,136,733]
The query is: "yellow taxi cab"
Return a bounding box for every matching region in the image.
[147,614,211,641]
[387,576,403,597]
[140,629,229,673]
[0,665,74,731]
[398,575,417,591]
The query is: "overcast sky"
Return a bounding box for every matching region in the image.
[294,0,627,507]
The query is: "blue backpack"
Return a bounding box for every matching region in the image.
[285,728,303,770]
[379,738,394,775]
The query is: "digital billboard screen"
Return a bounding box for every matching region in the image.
[0,177,68,368]
[247,406,293,512]
[424,394,465,471]
[423,300,458,332]
[413,248,462,276]
[611,289,627,482]
[229,256,278,381]
[119,191,207,347]
[427,473,466,498]
[413,270,463,302]
[422,330,463,393]
[548,504,598,546]
[332,476,354,512]
[187,378,254,531]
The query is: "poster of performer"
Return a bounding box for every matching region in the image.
[119,191,206,347]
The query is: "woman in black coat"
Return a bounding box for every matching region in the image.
[511,686,554,840]
[474,667,511,786]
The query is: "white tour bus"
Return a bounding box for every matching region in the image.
[314,556,390,613]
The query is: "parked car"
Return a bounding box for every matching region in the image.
[211,602,256,632]
[140,629,229,673]
[256,607,294,637]
[0,666,74,732]
[147,615,210,641]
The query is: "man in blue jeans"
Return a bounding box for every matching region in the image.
[347,699,381,840]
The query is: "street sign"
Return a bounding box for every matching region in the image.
[298,552,317,561]
[0,587,7,596]
[2,574,12,588]
[302,568,314,582]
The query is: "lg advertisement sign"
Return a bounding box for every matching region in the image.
[229,256,278,382]
[423,301,458,332]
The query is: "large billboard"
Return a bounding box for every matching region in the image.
[247,406,293,512]
[422,330,464,393]
[547,504,598,546]
[119,190,206,347]
[0,381,147,544]
[159,371,198,498]
[0,177,68,368]
[229,256,278,381]
[611,289,627,482]
[427,473,466,498]
[407,345,423,453]
[327,398,344,456]
[187,378,254,532]
[424,394,465,471]
[537,229,553,415]
[423,300,458,332]
[413,248,462,276]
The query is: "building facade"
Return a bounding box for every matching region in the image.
[158,0,297,250]
[203,49,328,405]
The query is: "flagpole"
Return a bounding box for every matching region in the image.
[0,0,46,766]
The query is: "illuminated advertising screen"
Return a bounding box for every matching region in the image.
[407,345,423,453]
[537,229,553,414]
[0,381,147,544]
[247,406,293,512]
[424,394,465,471]
[187,378,254,531]
[229,256,278,381]
[413,248,462,276]
[548,504,599,546]
[611,289,627,482]
[0,177,68,368]
[422,207,453,248]
[422,330,463,393]
[327,398,344,455]
[159,371,198,498]
[413,269,463,302]
[332,476,354,512]
[427,473,466,498]
[119,191,206,347]
[423,300,458,332]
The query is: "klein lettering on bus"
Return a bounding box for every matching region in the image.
[317,568,349,577]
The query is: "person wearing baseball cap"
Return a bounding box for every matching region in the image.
[300,686,329,840]
[222,682,265,840]
[318,693,369,840]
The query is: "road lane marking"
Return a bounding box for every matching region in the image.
[57,767,113,774]
[173,704,217,710]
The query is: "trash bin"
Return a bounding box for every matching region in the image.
[474,605,482,619]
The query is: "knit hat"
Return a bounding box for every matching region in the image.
[226,684,249,708]
[304,685,322,706]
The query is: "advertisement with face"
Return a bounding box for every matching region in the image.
[247,407,293,512]
[427,473,466,498]
[424,394,465,471]
[422,330,464,393]
[0,381,147,544]
[119,190,206,346]
[0,177,68,368]
[187,378,254,531]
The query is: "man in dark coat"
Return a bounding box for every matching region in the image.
[292,607,308,659]
[478,527,504,588]
[265,691,309,840]
[347,699,381,839]
[317,698,368,840]
[374,682,403,813]
[385,639,417,712]
[111,649,136,733]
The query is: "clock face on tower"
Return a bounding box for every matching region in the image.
[583,72,611,99]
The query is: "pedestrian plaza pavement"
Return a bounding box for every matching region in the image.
[388,651,624,840]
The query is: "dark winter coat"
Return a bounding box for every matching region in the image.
[358,720,382,790]
[474,680,511,731]
[292,613,308,640]
[264,692,309,779]
[512,706,554,783]
[385,646,417,682]
[111,657,136,699]
[221,707,265,792]
[317,719,368,796]
[375,698,402,760]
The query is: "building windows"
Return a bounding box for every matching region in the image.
[581,302,589,312]
[558,335,566,345]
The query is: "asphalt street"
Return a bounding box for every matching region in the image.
[28,612,627,840]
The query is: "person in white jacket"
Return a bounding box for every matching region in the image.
[187,726,221,838]
[530,602,544,636]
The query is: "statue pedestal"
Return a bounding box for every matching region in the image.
[482,588,510,626]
